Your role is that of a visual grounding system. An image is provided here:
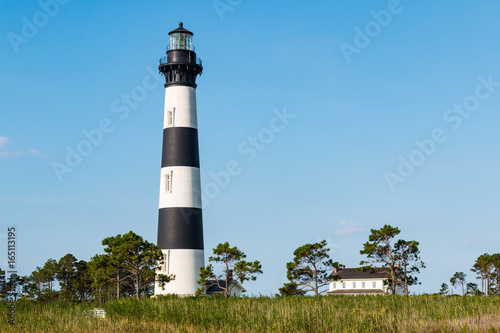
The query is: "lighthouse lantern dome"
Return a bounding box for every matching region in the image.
[168,22,194,51]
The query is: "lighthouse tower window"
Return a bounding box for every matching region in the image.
[165,171,173,193]
[167,108,175,127]
[162,252,169,273]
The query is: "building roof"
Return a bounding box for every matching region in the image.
[330,267,389,280]
[328,289,386,295]
[205,280,246,293]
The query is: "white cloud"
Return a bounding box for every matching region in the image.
[0,151,23,157]
[27,149,45,157]
[331,220,367,235]
[0,149,45,158]
[462,239,475,244]
[0,138,45,158]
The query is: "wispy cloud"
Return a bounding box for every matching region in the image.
[331,220,367,235]
[26,149,45,157]
[462,239,475,244]
[0,150,45,158]
[0,151,23,157]
[0,196,69,204]
[0,142,45,158]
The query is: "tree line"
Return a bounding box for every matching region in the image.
[2,224,494,302]
[439,253,500,297]
[279,224,424,296]
[192,224,425,297]
[0,231,171,304]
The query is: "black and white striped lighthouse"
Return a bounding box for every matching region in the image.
[154,22,204,296]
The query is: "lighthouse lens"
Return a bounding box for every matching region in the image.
[170,33,193,51]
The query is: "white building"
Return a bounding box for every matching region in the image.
[205,280,246,297]
[328,267,389,295]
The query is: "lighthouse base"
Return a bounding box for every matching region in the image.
[154,249,205,296]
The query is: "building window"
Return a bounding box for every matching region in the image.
[362,282,365,288]
[167,108,175,127]
[165,171,173,193]
[373,281,376,288]
[353,282,356,288]
[342,282,345,289]
[162,251,170,273]
[332,282,336,289]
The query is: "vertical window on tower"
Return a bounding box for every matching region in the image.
[167,108,175,127]
[166,250,171,273]
[165,171,173,193]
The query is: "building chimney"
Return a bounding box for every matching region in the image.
[333,267,338,273]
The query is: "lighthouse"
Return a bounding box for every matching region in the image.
[154,22,204,296]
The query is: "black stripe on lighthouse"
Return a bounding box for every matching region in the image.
[157,207,203,249]
[161,127,200,168]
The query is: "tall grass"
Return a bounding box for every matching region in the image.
[1,296,500,332]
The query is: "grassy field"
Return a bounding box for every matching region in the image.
[1,295,500,332]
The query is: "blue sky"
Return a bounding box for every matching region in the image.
[1,0,500,295]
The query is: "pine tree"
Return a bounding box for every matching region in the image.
[281,240,340,296]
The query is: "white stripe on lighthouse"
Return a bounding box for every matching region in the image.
[155,249,204,296]
[159,166,202,209]
[163,86,198,129]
